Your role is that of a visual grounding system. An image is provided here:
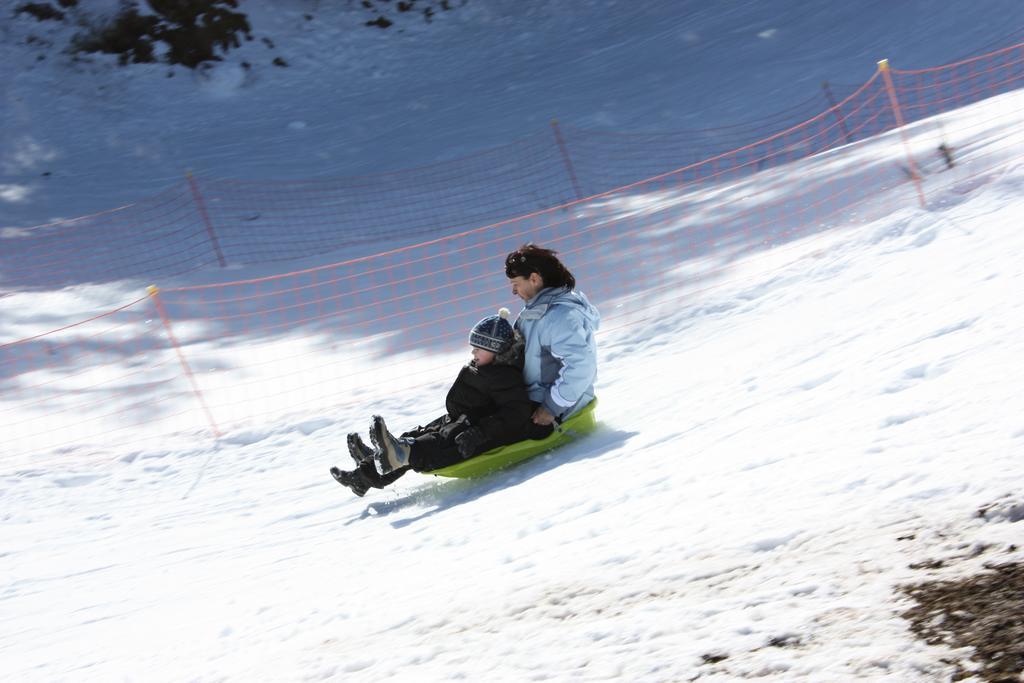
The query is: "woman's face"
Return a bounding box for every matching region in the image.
[509,272,544,301]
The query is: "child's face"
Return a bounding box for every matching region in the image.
[471,346,496,366]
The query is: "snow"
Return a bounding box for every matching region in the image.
[2,1,1024,681]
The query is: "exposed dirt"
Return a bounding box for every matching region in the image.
[901,506,1024,683]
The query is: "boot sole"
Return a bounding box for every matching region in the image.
[369,416,392,474]
[330,466,368,497]
[347,433,373,466]
[370,415,408,474]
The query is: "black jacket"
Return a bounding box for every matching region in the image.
[399,337,554,472]
[445,360,552,448]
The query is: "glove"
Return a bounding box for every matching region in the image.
[454,426,486,458]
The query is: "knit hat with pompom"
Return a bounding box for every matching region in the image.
[469,308,514,353]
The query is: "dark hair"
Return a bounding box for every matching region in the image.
[504,244,576,290]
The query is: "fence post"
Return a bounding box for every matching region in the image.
[186,171,227,268]
[148,285,222,440]
[550,119,583,201]
[878,59,927,208]
[821,81,853,143]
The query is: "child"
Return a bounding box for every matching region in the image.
[330,308,553,497]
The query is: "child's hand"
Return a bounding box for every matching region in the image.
[455,426,486,458]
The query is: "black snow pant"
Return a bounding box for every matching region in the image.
[402,413,486,472]
[351,413,482,490]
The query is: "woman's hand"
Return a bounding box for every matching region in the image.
[531,406,556,426]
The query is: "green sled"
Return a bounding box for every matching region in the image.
[426,398,599,479]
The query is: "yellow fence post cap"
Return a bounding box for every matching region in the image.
[877,58,890,71]
[147,285,159,296]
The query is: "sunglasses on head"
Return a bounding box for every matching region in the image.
[505,252,533,278]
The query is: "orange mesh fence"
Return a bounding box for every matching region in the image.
[0,295,216,470]
[889,43,1024,196]
[2,43,1023,464]
[0,185,216,290]
[0,85,866,291]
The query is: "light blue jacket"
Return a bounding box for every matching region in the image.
[514,287,600,420]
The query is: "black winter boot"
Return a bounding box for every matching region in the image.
[330,461,409,497]
[330,465,373,497]
[347,432,375,465]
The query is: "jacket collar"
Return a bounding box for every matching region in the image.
[525,286,568,308]
[518,287,570,323]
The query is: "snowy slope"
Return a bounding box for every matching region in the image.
[2,2,1024,681]
[3,104,1024,681]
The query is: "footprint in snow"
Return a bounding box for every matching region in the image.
[53,474,105,487]
[880,412,927,428]
[797,370,840,391]
[882,360,952,394]
[922,317,979,342]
